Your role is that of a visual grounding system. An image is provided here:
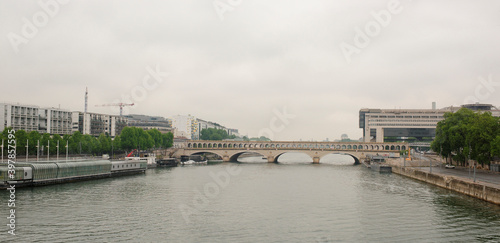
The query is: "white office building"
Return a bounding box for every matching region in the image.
[360,103,500,143]
[0,103,72,135]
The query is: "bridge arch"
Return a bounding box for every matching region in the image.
[187,150,225,160]
[319,152,360,164]
[229,151,266,162]
[273,151,313,163]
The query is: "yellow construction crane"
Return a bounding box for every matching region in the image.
[95,103,134,116]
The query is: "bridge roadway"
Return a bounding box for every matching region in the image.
[175,140,407,164]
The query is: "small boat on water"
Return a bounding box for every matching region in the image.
[180,154,208,165]
[180,160,207,165]
[157,158,178,167]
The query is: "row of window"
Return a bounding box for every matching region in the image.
[367,115,444,119]
[112,163,139,169]
[368,119,441,123]
[368,123,436,127]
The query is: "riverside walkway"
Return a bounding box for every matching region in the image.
[387,156,500,204]
[418,166,500,188]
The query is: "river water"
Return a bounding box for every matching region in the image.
[2,153,500,242]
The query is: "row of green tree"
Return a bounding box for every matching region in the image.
[199,128,271,141]
[200,128,237,140]
[242,136,271,141]
[431,108,500,166]
[0,127,173,156]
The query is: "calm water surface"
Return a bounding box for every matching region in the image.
[2,154,500,242]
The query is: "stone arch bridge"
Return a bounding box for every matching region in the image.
[173,140,407,164]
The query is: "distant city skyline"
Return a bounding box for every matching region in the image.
[2,1,499,141]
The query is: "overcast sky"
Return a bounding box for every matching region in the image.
[1,0,499,141]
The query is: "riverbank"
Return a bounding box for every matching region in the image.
[391,163,500,205]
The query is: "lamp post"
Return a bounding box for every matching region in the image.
[26,139,28,162]
[468,143,471,179]
[37,140,40,161]
[56,140,59,161]
[47,140,50,161]
[473,161,477,183]
[1,139,3,163]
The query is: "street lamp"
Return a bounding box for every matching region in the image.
[37,140,40,161]
[47,140,50,161]
[468,143,471,179]
[26,139,28,162]
[1,139,3,163]
[473,161,477,183]
[56,140,59,161]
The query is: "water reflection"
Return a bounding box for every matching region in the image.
[237,152,357,165]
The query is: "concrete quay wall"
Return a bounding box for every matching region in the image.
[392,166,500,205]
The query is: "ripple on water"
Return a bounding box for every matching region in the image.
[3,163,500,242]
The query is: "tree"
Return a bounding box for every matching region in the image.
[147,129,163,148]
[138,129,154,150]
[51,134,62,155]
[40,133,51,155]
[432,108,500,166]
[27,131,41,155]
[466,112,500,166]
[200,128,231,141]
[120,127,137,151]
[200,128,213,140]
[81,134,99,155]
[431,108,477,166]
[98,133,111,155]
[69,131,83,154]
[492,136,500,157]
[14,130,28,156]
[162,132,174,148]
[113,135,122,153]
[120,127,155,151]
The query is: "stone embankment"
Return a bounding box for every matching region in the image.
[390,163,500,205]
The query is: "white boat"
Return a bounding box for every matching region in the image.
[180,160,207,165]
[125,153,156,167]
[181,160,194,165]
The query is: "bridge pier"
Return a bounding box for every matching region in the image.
[223,155,230,162]
[313,157,320,164]
[267,156,275,163]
